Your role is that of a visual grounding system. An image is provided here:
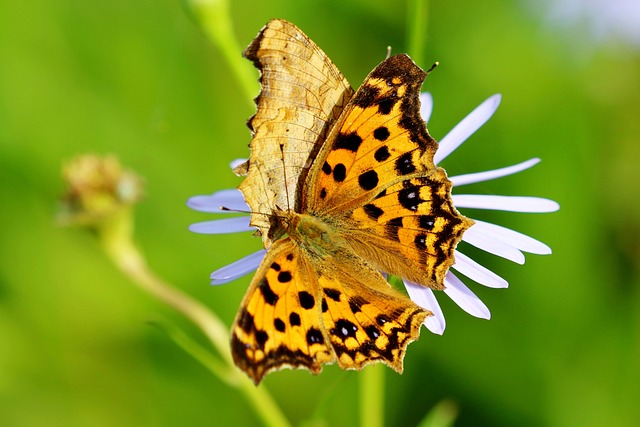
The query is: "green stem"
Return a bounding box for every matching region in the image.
[360,364,385,427]
[407,0,429,66]
[416,399,458,427]
[151,320,233,383]
[155,321,292,427]
[99,208,232,365]
[186,0,258,108]
[98,208,291,427]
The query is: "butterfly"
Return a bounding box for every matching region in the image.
[231,19,472,384]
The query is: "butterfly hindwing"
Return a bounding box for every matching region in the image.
[231,235,429,383]
[231,238,335,384]
[316,253,429,372]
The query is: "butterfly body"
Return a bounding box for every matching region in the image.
[231,19,472,384]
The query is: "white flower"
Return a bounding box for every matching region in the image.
[188,93,559,335]
[403,93,558,334]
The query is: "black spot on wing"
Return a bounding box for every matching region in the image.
[237,308,255,334]
[274,318,286,332]
[363,203,384,220]
[395,152,416,175]
[299,291,315,309]
[374,146,391,162]
[358,170,379,190]
[331,319,358,340]
[373,126,390,141]
[365,325,380,340]
[398,186,423,211]
[306,328,325,344]
[419,215,435,230]
[322,162,332,175]
[376,314,390,326]
[277,271,292,283]
[333,163,346,182]
[334,132,362,152]
[349,296,367,314]
[387,217,403,228]
[289,312,301,326]
[259,279,279,305]
[414,233,427,250]
[255,330,269,350]
[323,288,342,301]
[352,85,380,108]
[385,217,403,240]
[378,98,395,115]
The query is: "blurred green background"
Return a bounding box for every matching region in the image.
[1,0,639,426]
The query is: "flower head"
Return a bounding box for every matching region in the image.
[59,154,143,227]
[188,93,559,335]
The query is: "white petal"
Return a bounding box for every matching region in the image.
[434,94,502,165]
[452,195,560,213]
[452,251,508,288]
[449,158,541,186]
[189,217,253,234]
[404,280,446,335]
[420,92,434,123]
[230,158,248,170]
[470,219,552,254]
[462,224,525,264]
[443,272,491,319]
[187,189,248,213]
[210,249,265,285]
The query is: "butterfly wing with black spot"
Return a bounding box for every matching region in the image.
[231,238,335,384]
[302,53,472,289]
[315,248,429,372]
[348,171,473,288]
[304,54,438,214]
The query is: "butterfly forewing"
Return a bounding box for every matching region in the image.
[239,19,354,246]
[305,54,438,215]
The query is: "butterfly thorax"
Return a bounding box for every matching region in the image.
[284,211,347,258]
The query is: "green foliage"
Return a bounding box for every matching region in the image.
[1,0,639,426]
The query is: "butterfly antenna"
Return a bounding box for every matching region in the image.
[426,62,439,74]
[386,46,392,59]
[219,205,279,220]
[218,206,251,214]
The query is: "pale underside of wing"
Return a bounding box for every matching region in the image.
[238,19,355,247]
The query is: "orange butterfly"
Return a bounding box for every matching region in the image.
[229,19,471,384]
